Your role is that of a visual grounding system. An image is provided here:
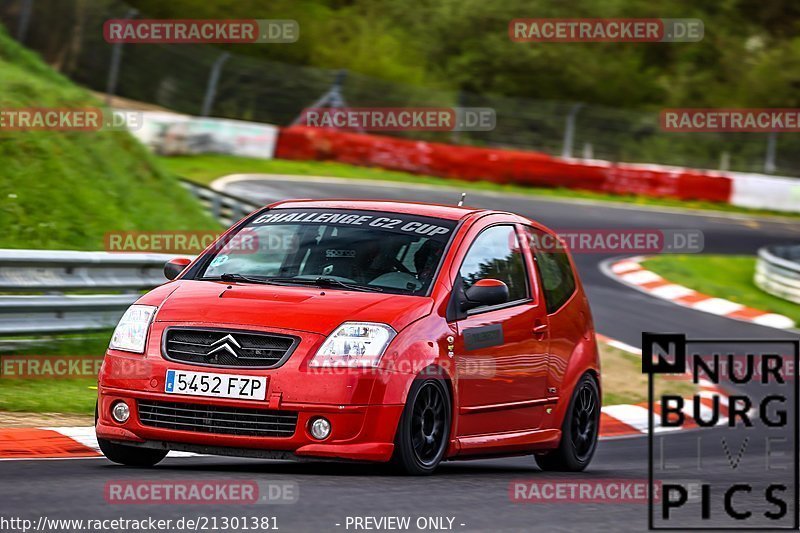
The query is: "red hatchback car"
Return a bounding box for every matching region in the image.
[96,199,601,475]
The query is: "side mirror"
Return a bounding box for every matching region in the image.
[164,258,192,280]
[463,279,509,311]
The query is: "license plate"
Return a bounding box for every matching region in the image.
[165,369,267,400]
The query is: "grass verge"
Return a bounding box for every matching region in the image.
[599,340,695,406]
[0,26,219,250]
[642,255,800,326]
[158,154,800,219]
[0,331,111,415]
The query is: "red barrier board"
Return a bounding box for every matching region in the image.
[275,127,732,203]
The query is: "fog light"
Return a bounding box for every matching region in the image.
[309,417,331,440]
[111,401,130,423]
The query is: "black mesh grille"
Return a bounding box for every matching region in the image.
[164,328,297,368]
[137,400,297,437]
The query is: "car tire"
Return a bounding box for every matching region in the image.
[97,438,168,467]
[391,378,451,476]
[535,373,600,472]
[95,402,167,467]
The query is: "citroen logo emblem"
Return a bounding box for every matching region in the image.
[207,334,241,358]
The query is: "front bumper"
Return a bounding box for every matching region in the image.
[97,386,403,463]
[96,322,411,463]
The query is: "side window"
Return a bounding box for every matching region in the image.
[525,228,576,314]
[459,225,529,305]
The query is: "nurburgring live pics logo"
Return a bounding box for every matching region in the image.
[643,332,799,530]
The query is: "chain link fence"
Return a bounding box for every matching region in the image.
[2,0,800,176]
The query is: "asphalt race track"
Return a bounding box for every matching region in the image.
[2,175,799,532]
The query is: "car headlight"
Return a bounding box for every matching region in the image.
[309,322,396,368]
[109,305,157,353]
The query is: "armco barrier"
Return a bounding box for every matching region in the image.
[180,179,260,226]
[0,250,182,335]
[0,294,141,335]
[0,181,262,336]
[755,245,800,305]
[0,249,175,291]
[275,126,733,203]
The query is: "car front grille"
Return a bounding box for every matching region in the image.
[163,328,298,368]
[137,400,298,438]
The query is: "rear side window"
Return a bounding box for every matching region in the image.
[525,227,576,314]
[459,225,529,304]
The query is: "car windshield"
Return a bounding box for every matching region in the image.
[197,208,458,295]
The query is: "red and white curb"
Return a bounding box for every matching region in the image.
[604,256,795,330]
[596,334,734,439]
[0,426,197,461]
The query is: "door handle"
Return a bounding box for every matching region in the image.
[533,323,549,335]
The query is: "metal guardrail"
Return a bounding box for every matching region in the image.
[0,181,256,335]
[0,294,141,335]
[179,179,260,226]
[0,249,176,291]
[0,250,179,335]
[754,245,800,305]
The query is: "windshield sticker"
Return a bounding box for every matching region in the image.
[209,255,229,268]
[251,210,455,238]
[326,249,356,258]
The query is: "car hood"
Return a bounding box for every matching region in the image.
[148,280,433,336]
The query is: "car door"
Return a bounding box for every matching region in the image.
[523,226,584,397]
[451,221,551,436]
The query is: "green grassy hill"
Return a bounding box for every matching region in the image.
[0,25,218,250]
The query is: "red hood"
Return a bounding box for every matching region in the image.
[147,280,433,336]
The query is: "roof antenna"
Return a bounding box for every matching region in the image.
[457,192,466,207]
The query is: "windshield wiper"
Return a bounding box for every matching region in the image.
[215,273,276,285]
[212,273,382,292]
[262,276,382,292]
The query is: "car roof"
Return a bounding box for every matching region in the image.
[266,199,489,221]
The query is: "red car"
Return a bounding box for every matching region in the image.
[96,199,601,475]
